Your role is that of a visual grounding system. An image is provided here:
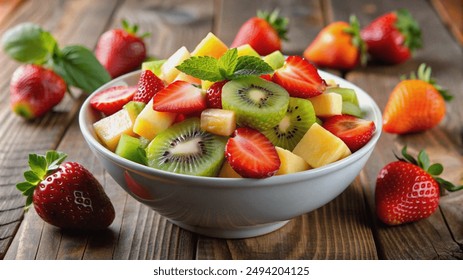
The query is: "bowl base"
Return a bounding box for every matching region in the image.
[168,219,290,239]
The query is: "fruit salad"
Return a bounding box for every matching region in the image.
[90,32,376,179]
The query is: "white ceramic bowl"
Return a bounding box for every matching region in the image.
[79,70,382,239]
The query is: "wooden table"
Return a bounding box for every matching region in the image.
[1,0,462,260]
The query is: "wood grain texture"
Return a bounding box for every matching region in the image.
[431,0,463,45]
[2,0,462,260]
[329,0,463,259]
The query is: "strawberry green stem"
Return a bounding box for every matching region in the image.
[16,151,67,209]
[396,146,462,193]
[257,9,289,41]
[402,63,453,101]
[344,15,368,66]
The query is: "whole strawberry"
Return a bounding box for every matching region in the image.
[16,151,115,230]
[375,146,462,225]
[361,9,422,65]
[95,19,148,78]
[10,64,66,120]
[382,64,452,134]
[230,10,288,56]
[303,15,367,70]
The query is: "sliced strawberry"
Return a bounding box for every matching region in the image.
[260,74,273,81]
[322,115,376,152]
[133,70,165,103]
[206,80,227,109]
[272,56,326,98]
[90,85,137,116]
[153,80,206,114]
[225,127,280,178]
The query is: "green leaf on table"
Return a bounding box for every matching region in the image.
[1,22,57,64]
[51,45,111,93]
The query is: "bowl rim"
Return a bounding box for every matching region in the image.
[79,69,382,187]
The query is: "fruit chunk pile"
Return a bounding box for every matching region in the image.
[90,33,376,179]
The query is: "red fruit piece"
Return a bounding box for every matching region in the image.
[153,80,207,114]
[375,146,462,225]
[382,64,451,134]
[322,115,376,152]
[133,70,165,103]
[272,56,326,98]
[225,127,280,178]
[16,151,115,230]
[230,10,288,56]
[10,64,66,120]
[89,85,137,116]
[95,20,148,78]
[303,16,367,70]
[206,80,227,109]
[361,9,422,65]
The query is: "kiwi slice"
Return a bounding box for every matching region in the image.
[145,118,226,177]
[222,76,289,131]
[115,134,147,165]
[262,97,316,151]
[326,87,363,117]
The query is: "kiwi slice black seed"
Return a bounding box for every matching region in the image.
[221,76,289,131]
[145,118,227,177]
[262,97,316,151]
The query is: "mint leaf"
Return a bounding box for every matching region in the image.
[1,22,57,64]
[176,56,223,82]
[51,45,111,93]
[218,49,238,78]
[231,56,274,78]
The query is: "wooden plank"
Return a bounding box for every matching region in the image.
[0,0,23,25]
[197,179,378,259]
[329,0,463,259]
[2,0,121,259]
[431,0,463,45]
[195,0,377,260]
[5,0,213,260]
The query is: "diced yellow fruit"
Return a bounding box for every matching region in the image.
[219,161,242,178]
[275,147,311,175]
[201,80,215,91]
[133,99,177,140]
[161,46,191,83]
[191,32,228,58]
[93,108,137,151]
[200,109,236,136]
[175,72,201,85]
[292,123,351,168]
[236,44,260,57]
[308,92,343,117]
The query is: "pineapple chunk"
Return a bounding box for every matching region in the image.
[275,147,310,175]
[308,92,343,117]
[200,109,236,136]
[175,72,201,85]
[237,44,260,57]
[201,80,215,91]
[191,32,228,58]
[93,107,138,151]
[133,99,177,140]
[219,161,242,178]
[161,46,191,83]
[292,123,351,168]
